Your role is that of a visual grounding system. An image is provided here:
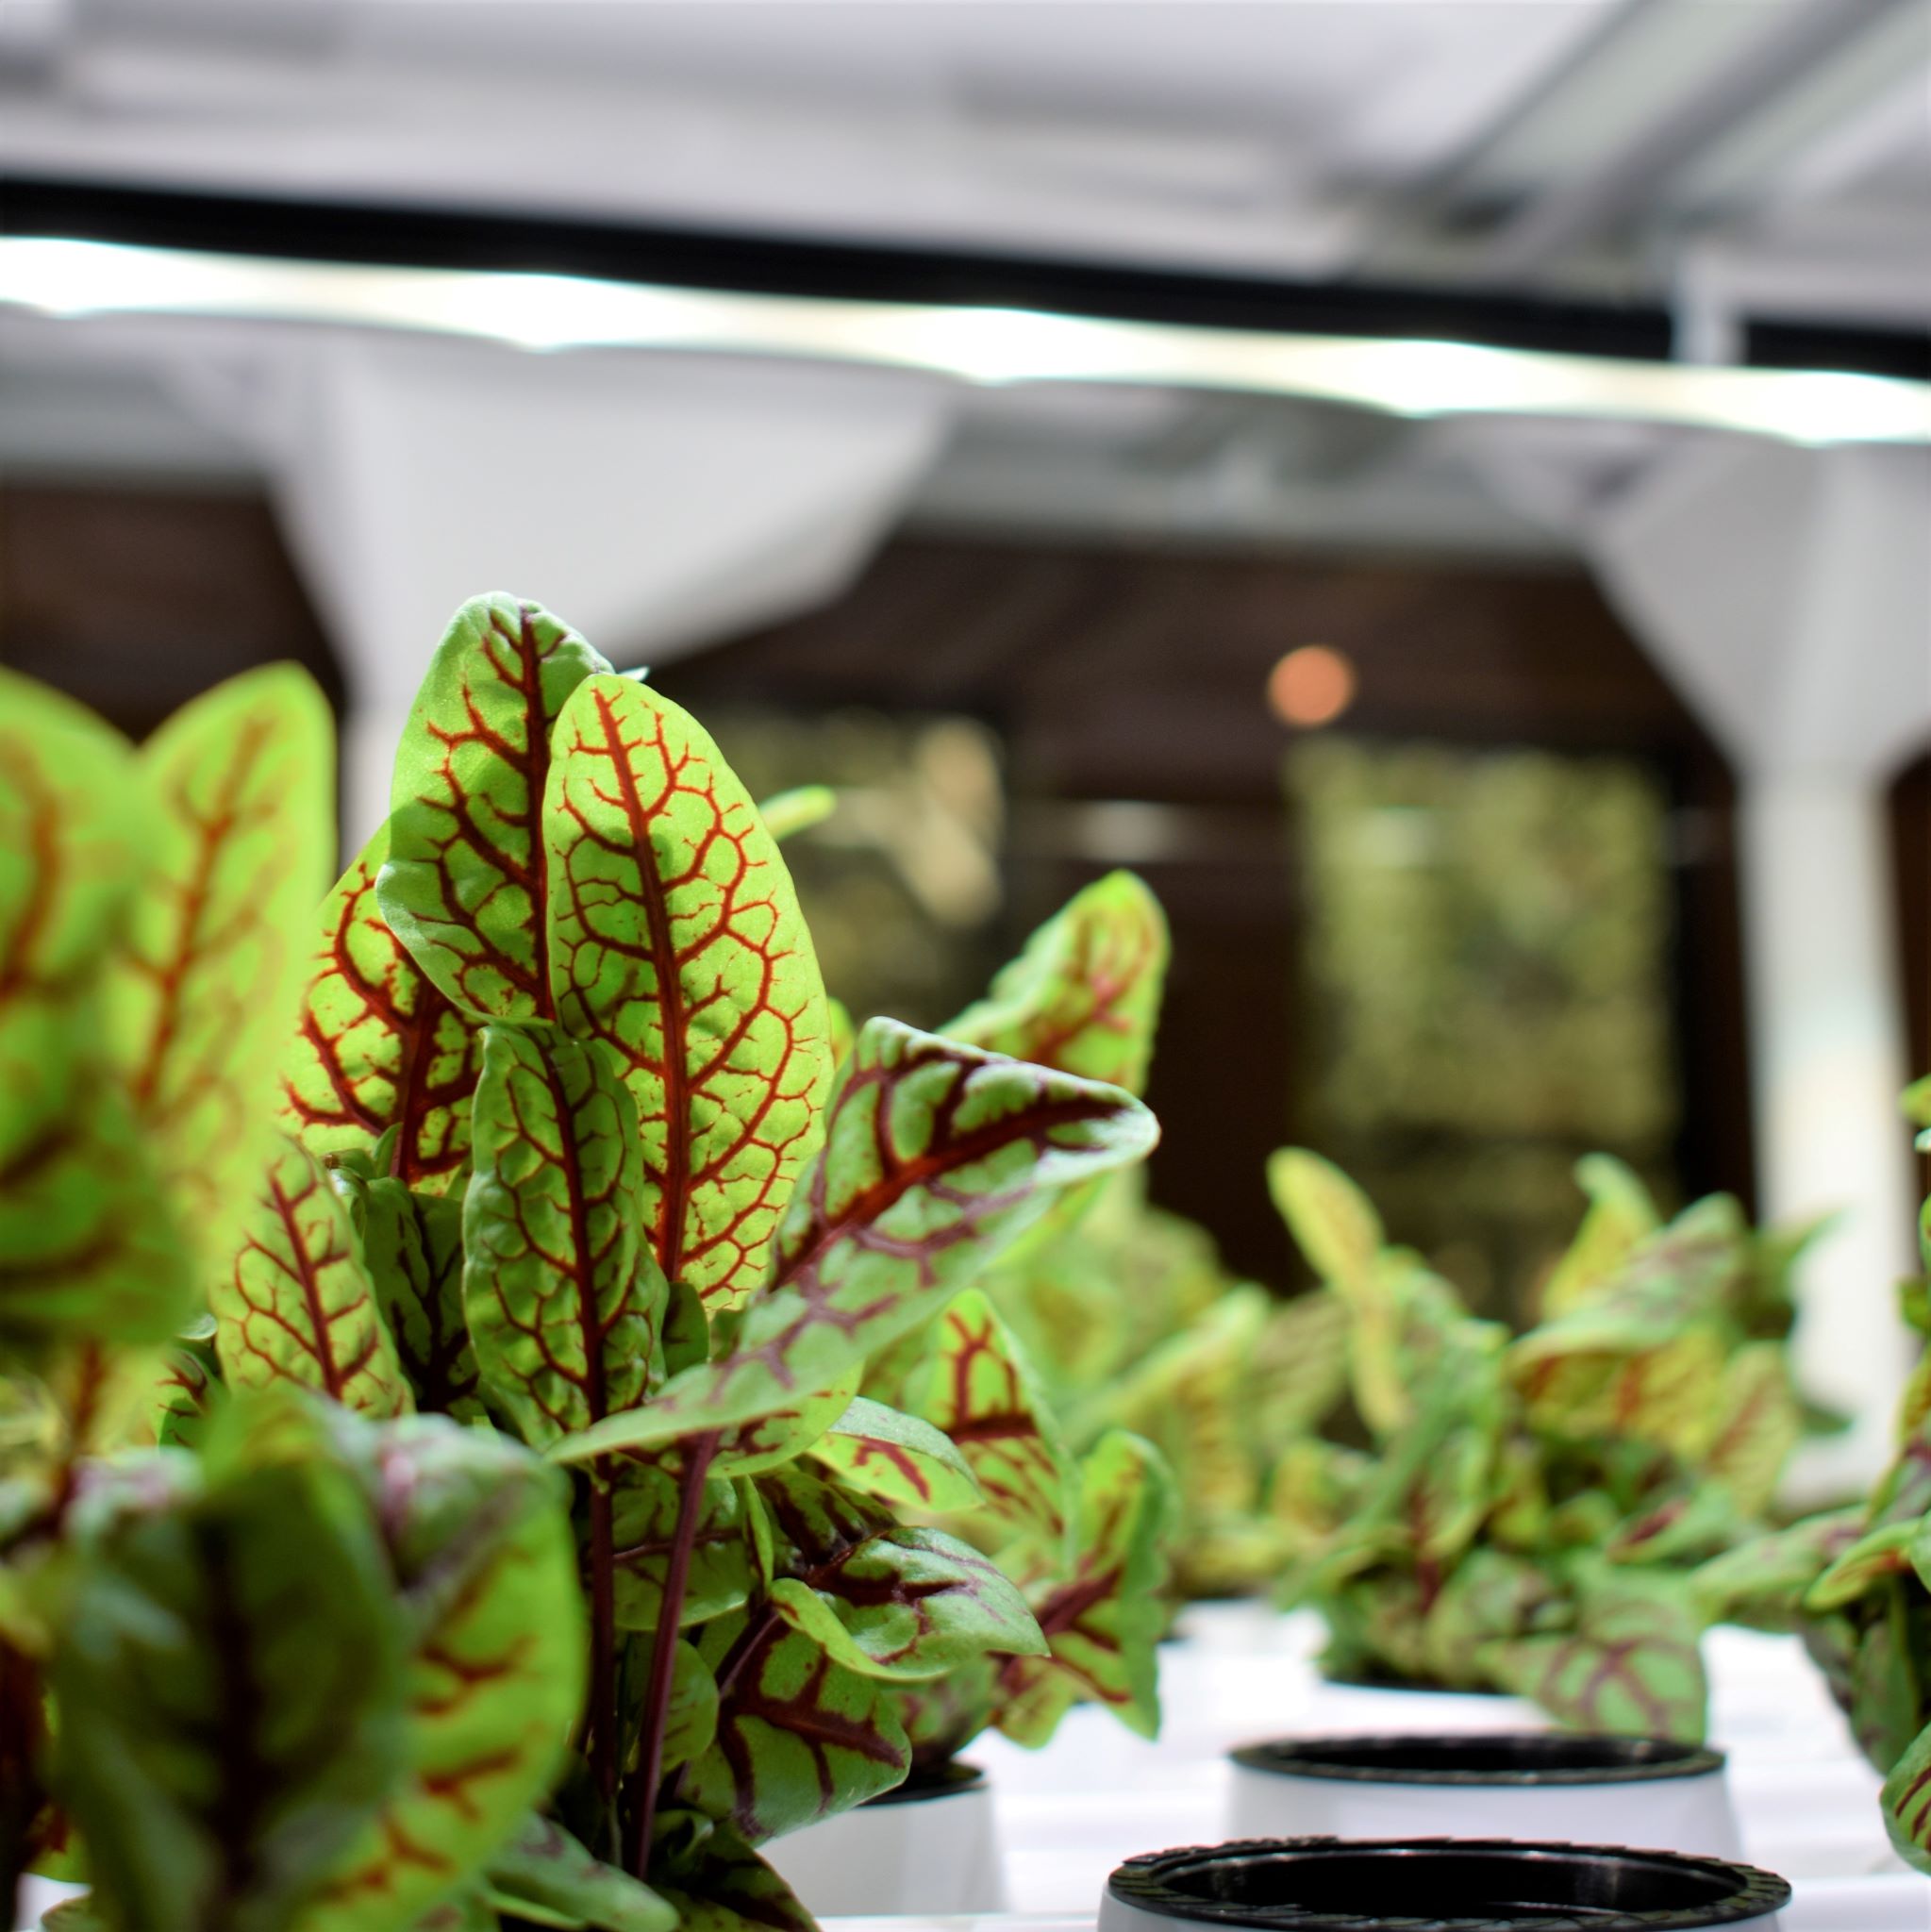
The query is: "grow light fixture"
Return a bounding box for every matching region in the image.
[2,235,1926,448]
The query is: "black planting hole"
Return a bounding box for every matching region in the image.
[1233,1734,1723,1787]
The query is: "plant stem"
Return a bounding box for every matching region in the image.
[588,1474,619,1814]
[630,1430,719,1879]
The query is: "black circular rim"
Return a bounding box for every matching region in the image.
[862,1760,987,1808]
[1106,1838,1790,1931]
[1230,1734,1727,1789]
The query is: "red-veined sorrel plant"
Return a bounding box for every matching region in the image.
[814,872,1183,1774]
[262,595,1157,1921]
[2,593,1160,1932]
[919,872,1346,1603]
[1266,1147,1818,1741]
[1694,1078,1931,1873]
[0,663,590,1932]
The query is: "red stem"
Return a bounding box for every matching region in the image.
[630,1431,719,1879]
[588,1476,619,1813]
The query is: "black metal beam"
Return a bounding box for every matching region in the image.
[4,173,1924,380]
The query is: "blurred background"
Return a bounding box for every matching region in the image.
[1,0,1926,1484]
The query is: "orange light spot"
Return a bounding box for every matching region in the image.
[1268,645,1357,728]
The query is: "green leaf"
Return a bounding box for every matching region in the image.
[150,1338,225,1451]
[1690,1508,1859,1630]
[994,1430,1174,1746]
[807,1395,985,1513]
[1514,1199,1747,1458]
[1421,1550,1558,1687]
[685,1620,909,1840]
[47,1415,408,1932]
[1267,1151,1462,1440]
[112,663,335,1267]
[755,787,837,843]
[1319,1569,1446,1689]
[1267,1147,1383,1290]
[1268,1439,1374,1579]
[1807,1520,1923,1611]
[912,1289,1076,1551]
[758,1465,1044,1681]
[657,1274,710,1384]
[550,1020,1158,1463]
[1849,1589,1923,1772]
[339,1174,484,1420]
[706,1370,860,1481]
[1871,1412,1931,1530]
[1250,1287,1351,1451]
[1606,1486,1750,1568]
[649,1822,813,1932]
[484,1815,676,1932]
[658,1641,721,1773]
[1881,1716,1931,1873]
[279,824,481,1194]
[1512,1321,1729,1463]
[1481,1562,1708,1741]
[1540,1153,1659,1317]
[379,593,609,1022]
[1334,1324,1506,1578]
[1704,1341,1802,1517]
[211,1134,413,1416]
[944,870,1168,1097]
[608,1464,757,1631]
[298,1414,587,1932]
[0,675,192,1354]
[545,675,833,1312]
[897,1657,999,1773]
[1089,1290,1265,1546]
[464,1021,663,1446]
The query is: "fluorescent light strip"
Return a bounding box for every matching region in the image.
[2,236,1925,447]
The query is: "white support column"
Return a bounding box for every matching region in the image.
[1588,436,1931,1491]
[1739,778,1915,1490]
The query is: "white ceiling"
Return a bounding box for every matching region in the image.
[0,1,1923,556]
[2,0,1926,312]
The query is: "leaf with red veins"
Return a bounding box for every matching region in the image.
[1478,1560,1709,1743]
[379,594,609,1024]
[1882,1715,1931,1872]
[150,1339,225,1451]
[1705,1340,1801,1518]
[338,1172,485,1422]
[483,1815,675,1932]
[212,1135,413,1417]
[48,1396,408,1932]
[685,1617,909,1842]
[297,1413,586,1932]
[807,1395,984,1514]
[547,1020,1158,1467]
[1,675,193,1348]
[707,1368,861,1481]
[609,1459,759,1632]
[651,1820,812,1932]
[544,675,832,1311]
[994,1430,1174,1748]
[945,870,1168,1097]
[110,663,335,1266]
[279,825,481,1194]
[912,1288,1077,1553]
[463,1020,664,1446]
[757,1465,1043,1682]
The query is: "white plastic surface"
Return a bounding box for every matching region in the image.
[1225,1752,1743,1859]
[17,1607,1930,1929]
[763,1775,1007,1917]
